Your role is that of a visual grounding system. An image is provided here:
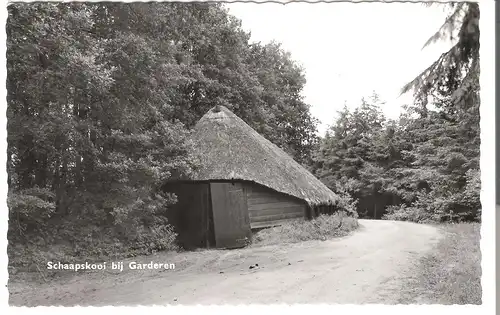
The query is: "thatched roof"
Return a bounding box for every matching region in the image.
[190,105,339,207]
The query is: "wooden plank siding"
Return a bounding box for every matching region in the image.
[210,182,252,249]
[243,183,307,229]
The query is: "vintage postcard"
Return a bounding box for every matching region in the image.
[4,0,492,309]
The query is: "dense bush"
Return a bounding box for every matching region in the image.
[252,212,359,246]
[313,94,480,223]
[330,182,359,216]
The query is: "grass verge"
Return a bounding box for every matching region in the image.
[399,222,481,304]
[251,212,359,246]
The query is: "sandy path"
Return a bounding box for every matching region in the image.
[9,220,442,306]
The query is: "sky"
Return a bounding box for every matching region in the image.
[226,2,454,135]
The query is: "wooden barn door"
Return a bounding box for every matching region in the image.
[210,182,251,249]
[163,183,211,249]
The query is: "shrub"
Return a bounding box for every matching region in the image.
[382,204,436,223]
[8,188,56,243]
[331,182,359,216]
[252,211,359,246]
[7,188,180,273]
[383,169,481,223]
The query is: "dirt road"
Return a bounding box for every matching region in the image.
[9,220,442,306]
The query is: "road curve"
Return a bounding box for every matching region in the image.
[9,220,442,306]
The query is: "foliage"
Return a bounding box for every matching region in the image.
[313,91,480,222]
[313,3,480,223]
[330,182,359,216]
[389,2,480,222]
[252,212,359,246]
[313,92,398,219]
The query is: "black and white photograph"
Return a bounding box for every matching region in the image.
[5,0,487,307]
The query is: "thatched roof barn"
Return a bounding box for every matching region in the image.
[191,105,339,207]
[164,105,341,250]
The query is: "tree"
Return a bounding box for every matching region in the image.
[383,103,480,222]
[246,41,320,165]
[388,2,481,222]
[313,92,394,218]
[401,2,479,110]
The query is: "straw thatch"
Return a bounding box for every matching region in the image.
[190,105,340,207]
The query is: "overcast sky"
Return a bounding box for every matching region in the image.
[226,2,453,134]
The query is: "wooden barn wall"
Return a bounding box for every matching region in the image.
[163,183,213,249]
[243,183,307,229]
